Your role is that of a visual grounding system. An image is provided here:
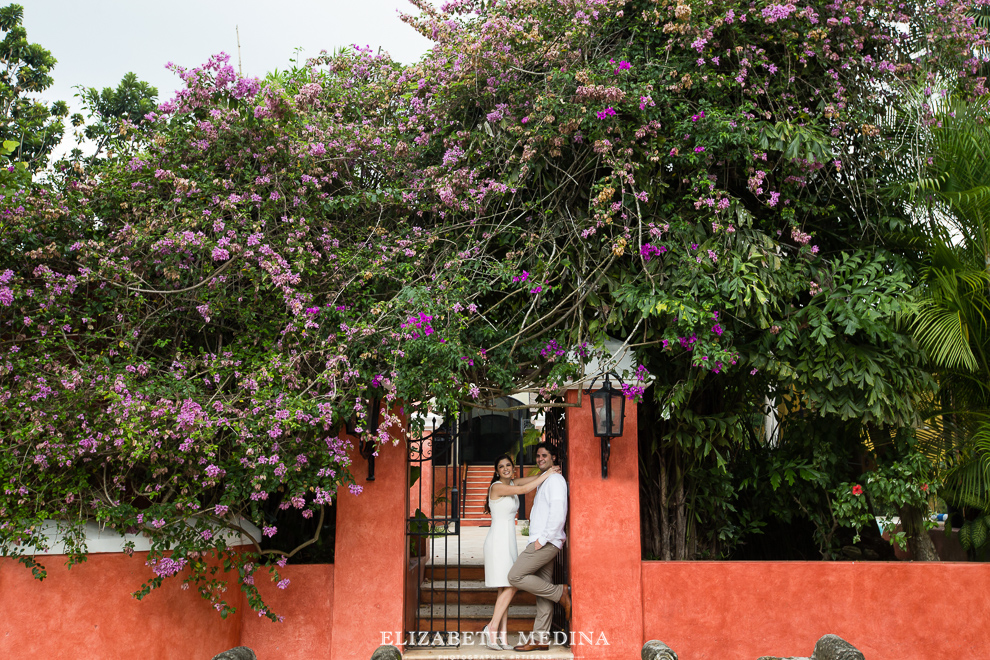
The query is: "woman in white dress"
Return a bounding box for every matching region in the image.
[481,453,560,650]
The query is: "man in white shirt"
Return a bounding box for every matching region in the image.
[507,442,571,651]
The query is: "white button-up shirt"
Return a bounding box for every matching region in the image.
[528,472,567,549]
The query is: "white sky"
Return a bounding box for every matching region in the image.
[18,0,434,156]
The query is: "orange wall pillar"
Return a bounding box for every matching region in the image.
[565,388,643,659]
[239,564,334,658]
[330,419,408,659]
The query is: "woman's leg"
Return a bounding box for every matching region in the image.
[481,587,505,643]
[485,587,503,638]
[484,588,503,642]
[487,585,517,642]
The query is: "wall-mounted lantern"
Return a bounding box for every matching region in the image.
[349,393,382,481]
[589,372,625,479]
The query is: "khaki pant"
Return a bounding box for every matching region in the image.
[507,541,564,638]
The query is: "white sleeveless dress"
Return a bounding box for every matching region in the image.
[483,481,519,587]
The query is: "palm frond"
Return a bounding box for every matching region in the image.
[943,457,990,509]
[911,302,979,370]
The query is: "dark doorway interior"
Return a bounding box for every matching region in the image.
[461,396,533,465]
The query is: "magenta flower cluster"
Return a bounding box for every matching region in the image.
[540,340,566,359]
[640,243,669,261]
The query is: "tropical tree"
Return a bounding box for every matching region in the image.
[902,97,990,555]
[70,72,159,160]
[0,3,67,167]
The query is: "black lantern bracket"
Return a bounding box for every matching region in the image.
[352,392,383,481]
[587,371,626,479]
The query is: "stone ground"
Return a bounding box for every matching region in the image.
[426,523,530,565]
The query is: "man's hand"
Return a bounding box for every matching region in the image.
[534,540,543,550]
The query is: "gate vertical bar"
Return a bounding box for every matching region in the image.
[544,404,570,638]
[407,412,462,647]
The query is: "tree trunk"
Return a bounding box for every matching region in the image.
[640,481,657,559]
[674,476,687,560]
[659,450,671,560]
[899,503,939,561]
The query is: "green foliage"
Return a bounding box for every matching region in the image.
[0,3,66,167]
[831,453,934,549]
[898,98,990,539]
[73,72,158,160]
[957,515,990,551]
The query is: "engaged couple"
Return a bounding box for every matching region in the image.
[481,442,572,652]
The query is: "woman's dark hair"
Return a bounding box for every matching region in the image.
[483,454,515,515]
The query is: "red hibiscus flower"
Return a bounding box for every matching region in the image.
[851,484,863,496]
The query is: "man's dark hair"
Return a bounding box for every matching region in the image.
[534,441,559,464]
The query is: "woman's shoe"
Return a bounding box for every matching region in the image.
[498,638,514,651]
[482,625,501,651]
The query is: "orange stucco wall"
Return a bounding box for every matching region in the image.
[11,404,990,660]
[642,560,990,659]
[0,552,240,660]
[239,564,334,658]
[567,388,643,659]
[0,555,335,660]
[0,409,409,660]
[330,419,409,658]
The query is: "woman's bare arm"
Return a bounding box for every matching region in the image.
[490,467,559,498]
[514,472,545,486]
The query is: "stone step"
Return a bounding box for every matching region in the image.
[418,603,537,620]
[402,636,573,659]
[425,565,485,581]
[406,619,532,635]
[420,581,536,605]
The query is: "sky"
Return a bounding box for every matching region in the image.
[17,0,434,156]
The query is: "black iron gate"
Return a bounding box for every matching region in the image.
[406,404,570,646]
[543,405,570,638]
[407,415,462,647]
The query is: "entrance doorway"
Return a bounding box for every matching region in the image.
[405,402,571,651]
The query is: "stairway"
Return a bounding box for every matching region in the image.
[405,564,573,659]
[460,465,533,527]
[416,564,536,632]
[405,526,571,659]
[460,465,496,527]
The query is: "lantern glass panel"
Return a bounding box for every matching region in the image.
[591,390,609,436]
[609,394,624,436]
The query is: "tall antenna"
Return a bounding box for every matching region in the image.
[236,25,243,77]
